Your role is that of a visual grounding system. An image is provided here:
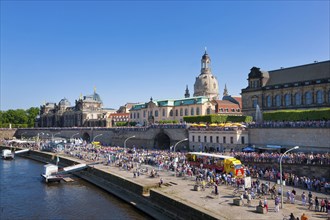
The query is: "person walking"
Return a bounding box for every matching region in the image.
[301,192,306,206]
[314,196,319,212]
[263,197,268,213]
[274,195,280,212]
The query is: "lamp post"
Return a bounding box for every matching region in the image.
[92,134,103,143]
[280,146,299,209]
[173,138,188,152]
[124,135,135,150]
[52,132,61,142]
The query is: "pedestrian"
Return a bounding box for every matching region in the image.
[289,212,295,220]
[301,192,306,206]
[286,190,291,203]
[263,197,268,212]
[308,196,313,210]
[314,196,319,212]
[320,199,325,212]
[300,213,308,220]
[274,195,280,212]
[290,191,295,204]
[247,192,251,207]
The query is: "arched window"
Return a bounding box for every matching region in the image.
[133,113,136,119]
[206,107,211,114]
[184,108,188,116]
[196,107,200,115]
[294,93,301,105]
[155,110,158,117]
[137,112,140,118]
[162,109,165,117]
[275,95,281,107]
[316,90,324,104]
[191,108,194,116]
[175,109,178,116]
[305,91,312,105]
[169,110,173,117]
[180,109,183,116]
[266,96,272,107]
[284,94,291,106]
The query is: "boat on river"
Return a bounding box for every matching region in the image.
[41,164,63,183]
[2,149,14,160]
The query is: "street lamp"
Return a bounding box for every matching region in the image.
[92,134,103,143]
[124,135,135,150]
[173,138,188,152]
[71,132,80,140]
[280,146,299,209]
[52,132,61,142]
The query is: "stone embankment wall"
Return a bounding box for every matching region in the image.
[249,128,330,152]
[243,162,330,180]
[0,129,16,139]
[1,147,216,220]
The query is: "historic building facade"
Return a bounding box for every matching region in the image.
[129,51,242,125]
[241,60,330,117]
[37,90,116,127]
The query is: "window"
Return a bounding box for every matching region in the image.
[133,113,136,119]
[130,113,132,119]
[252,99,258,108]
[316,90,324,104]
[155,110,158,117]
[216,136,219,143]
[185,108,188,116]
[206,107,211,114]
[180,108,183,116]
[220,108,223,112]
[294,93,302,105]
[241,136,245,144]
[275,95,281,107]
[196,107,200,115]
[192,136,195,142]
[230,137,234,144]
[210,136,213,143]
[198,136,201,142]
[266,95,272,107]
[169,110,173,117]
[137,113,140,118]
[162,109,165,117]
[191,108,194,116]
[305,91,312,105]
[231,108,235,112]
[175,109,178,116]
[143,111,146,118]
[223,136,226,144]
[284,94,291,106]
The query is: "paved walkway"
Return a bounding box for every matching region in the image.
[88,161,329,220]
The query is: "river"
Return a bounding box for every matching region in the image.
[0,156,152,220]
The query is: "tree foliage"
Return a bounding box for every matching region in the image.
[263,108,330,121]
[183,114,253,123]
[0,107,40,128]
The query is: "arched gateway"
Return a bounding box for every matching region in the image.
[82,132,90,142]
[154,132,170,150]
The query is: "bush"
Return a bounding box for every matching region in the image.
[183,115,252,123]
[263,108,330,121]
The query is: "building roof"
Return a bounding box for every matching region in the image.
[213,100,240,109]
[265,60,330,86]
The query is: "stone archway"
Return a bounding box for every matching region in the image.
[82,132,90,142]
[154,132,170,150]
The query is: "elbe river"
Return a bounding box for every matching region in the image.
[0,156,152,220]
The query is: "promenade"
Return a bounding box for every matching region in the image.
[69,154,328,220]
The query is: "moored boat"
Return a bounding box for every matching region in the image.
[2,149,14,160]
[41,164,62,183]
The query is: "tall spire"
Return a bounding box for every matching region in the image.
[94,86,97,93]
[201,48,211,75]
[223,84,228,97]
[184,85,190,98]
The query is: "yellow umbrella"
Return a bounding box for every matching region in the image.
[209,123,218,126]
[198,123,206,126]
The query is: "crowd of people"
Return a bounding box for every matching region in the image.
[248,120,330,129]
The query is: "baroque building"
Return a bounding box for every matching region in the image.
[241,60,330,117]
[37,89,116,127]
[129,51,242,125]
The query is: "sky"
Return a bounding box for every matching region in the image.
[1,1,329,111]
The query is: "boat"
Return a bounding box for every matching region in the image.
[2,149,14,160]
[41,164,63,183]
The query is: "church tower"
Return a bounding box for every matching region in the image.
[193,49,219,99]
[184,85,190,98]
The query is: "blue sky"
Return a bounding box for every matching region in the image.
[1,1,329,111]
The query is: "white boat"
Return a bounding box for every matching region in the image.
[2,149,14,160]
[41,164,62,183]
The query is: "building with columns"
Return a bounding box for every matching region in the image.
[241,60,330,117]
[129,50,242,125]
[37,89,116,127]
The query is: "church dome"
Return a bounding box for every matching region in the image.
[194,74,219,99]
[59,98,71,107]
[92,92,102,103]
[193,51,219,99]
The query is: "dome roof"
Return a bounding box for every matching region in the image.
[59,98,71,107]
[194,74,219,99]
[202,52,210,60]
[92,92,102,103]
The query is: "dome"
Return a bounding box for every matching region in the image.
[59,98,71,107]
[194,74,219,99]
[202,52,210,60]
[92,92,103,103]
